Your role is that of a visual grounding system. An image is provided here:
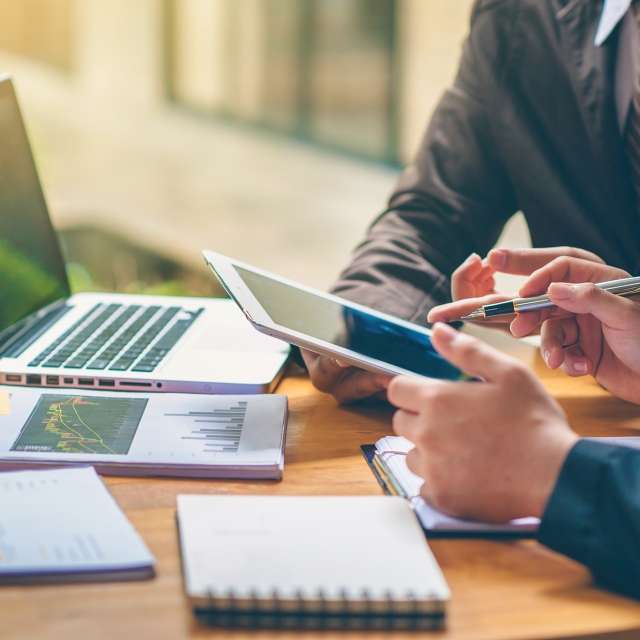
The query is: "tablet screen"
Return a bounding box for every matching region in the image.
[234,266,464,380]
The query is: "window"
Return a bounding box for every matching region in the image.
[0,0,74,71]
[166,0,398,163]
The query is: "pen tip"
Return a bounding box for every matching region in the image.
[460,309,485,321]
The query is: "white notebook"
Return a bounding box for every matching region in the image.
[0,466,154,583]
[0,386,287,479]
[177,495,450,630]
[375,435,640,534]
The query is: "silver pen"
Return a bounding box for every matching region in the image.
[461,276,640,321]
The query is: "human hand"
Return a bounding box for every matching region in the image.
[427,247,604,325]
[509,257,640,404]
[388,324,577,522]
[301,349,391,404]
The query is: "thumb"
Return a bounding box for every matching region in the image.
[548,283,640,330]
[430,323,519,382]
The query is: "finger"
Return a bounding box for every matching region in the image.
[392,411,424,449]
[540,317,579,368]
[332,370,392,405]
[451,253,483,299]
[510,309,544,338]
[477,263,496,280]
[309,354,348,391]
[518,257,629,298]
[405,446,424,477]
[427,293,511,323]
[388,376,444,413]
[548,283,640,330]
[430,322,521,382]
[478,272,495,290]
[300,349,318,368]
[488,247,605,276]
[509,307,565,338]
[482,277,496,294]
[561,344,592,377]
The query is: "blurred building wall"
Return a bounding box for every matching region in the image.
[166,0,474,164]
[0,0,473,164]
[398,0,473,160]
[0,0,73,70]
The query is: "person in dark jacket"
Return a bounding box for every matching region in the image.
[389,254,640,599]
[303,0,640,403]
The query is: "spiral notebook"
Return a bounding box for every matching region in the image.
[367,435,640,536]
[177,495,450,630]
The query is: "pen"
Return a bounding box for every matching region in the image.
[460,276,640,321]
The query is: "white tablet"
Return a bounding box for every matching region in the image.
[202,251,465,380]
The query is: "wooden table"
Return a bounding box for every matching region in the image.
[3,335,640,640]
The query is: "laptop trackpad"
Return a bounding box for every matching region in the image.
[160,308,289,381]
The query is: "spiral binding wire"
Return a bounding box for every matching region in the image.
[195,585,445,630]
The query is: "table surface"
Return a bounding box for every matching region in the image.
[3,334,640,640]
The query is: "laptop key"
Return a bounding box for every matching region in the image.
[28,303,103,366]
[109,307,180,371]
[88,305,161,370]
[41,303,122,368]
[131,311,202,373]
[60,305,140,369]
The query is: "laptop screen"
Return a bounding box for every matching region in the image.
[0,78,69,333]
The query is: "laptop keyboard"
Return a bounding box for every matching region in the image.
[28,302,203,373]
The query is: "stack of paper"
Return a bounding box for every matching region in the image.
[0,466,154,583]
[0,387,287,478]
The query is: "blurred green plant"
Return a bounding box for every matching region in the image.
[60,225,224,299]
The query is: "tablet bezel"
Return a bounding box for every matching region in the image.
[202,250,452,379]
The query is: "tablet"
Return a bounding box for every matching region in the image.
[203,251,465,380]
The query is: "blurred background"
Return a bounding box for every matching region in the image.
[0,0,528,298]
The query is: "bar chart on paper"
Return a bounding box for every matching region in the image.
[166,400,247,453]
[0,389,286,478]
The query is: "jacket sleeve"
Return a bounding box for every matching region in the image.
[331,1,518,322]
[538,439,640,599]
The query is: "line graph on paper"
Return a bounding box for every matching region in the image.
[11,395,147,455]
[165,400,247,453]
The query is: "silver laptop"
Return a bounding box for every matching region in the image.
[0,76,290,393]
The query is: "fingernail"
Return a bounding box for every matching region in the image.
[489,249,507,269]
[543,350,551,365]
[572,360,588,374]
[464,252,480,265]
[549,283,574,300]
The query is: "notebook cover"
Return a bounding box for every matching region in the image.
[178,494,449,630]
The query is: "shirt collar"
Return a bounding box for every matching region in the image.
[595,0,633,46]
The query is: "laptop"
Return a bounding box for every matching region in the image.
[0,76,290,393]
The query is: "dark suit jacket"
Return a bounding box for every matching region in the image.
[333,0,640,322]
[332,0,640,598]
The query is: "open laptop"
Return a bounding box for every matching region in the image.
[0,76,290,393]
